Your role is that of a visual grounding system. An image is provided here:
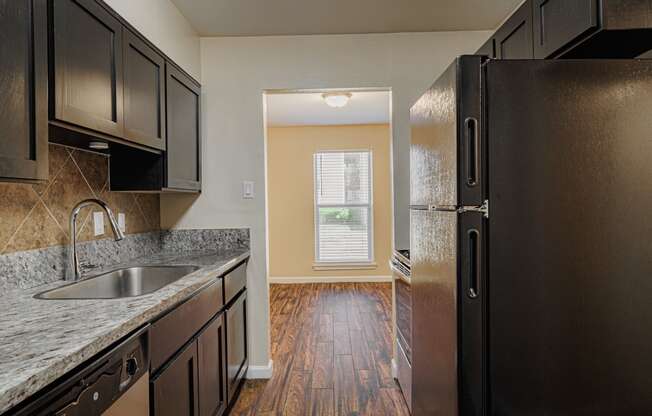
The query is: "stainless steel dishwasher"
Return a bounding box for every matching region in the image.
[13,326,150,416]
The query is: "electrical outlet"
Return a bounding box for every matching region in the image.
[118,213,126,233]
[243,181,254,199]
[93,212,104,236]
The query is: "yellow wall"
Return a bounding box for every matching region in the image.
[267,124,392,279]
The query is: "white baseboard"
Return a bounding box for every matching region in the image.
[391,358,398,379]
[269,275,392,284]
[246,359,273,379]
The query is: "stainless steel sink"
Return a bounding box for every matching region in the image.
[35,265,201,300]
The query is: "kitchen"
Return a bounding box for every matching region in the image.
[1,0,652,415]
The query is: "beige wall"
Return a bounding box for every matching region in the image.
[161,31,491,368]
[267,125,392,279]
[104,0,201,81]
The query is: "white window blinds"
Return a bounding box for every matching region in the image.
[314,151,372,263]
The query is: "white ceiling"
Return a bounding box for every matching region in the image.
[266,91,390,127]
[171,0,522,36]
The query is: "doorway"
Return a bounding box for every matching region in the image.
[228,89,409,414]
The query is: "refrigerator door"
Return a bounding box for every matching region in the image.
[410,55,484,208]
[411,207,458,416]
[410,208,485,416]
[487,60,652,415]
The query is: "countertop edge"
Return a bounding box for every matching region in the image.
[0,250,250,415]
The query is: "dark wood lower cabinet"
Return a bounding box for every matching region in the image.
[150,262,248,416]
[151,340,200,416]
[226,290,248,403]
[198,314,227,416]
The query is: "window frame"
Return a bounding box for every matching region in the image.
[313,149,374,266]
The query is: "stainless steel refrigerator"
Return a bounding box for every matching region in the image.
[409,56,652,416]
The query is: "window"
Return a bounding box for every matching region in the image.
[314,151,373,264]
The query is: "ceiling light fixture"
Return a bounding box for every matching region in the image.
[322,92,352,108]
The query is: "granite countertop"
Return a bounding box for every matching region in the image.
[0,248,250,414]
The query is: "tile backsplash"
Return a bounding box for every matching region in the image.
[0,144,160,255]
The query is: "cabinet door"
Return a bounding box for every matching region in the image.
[532,0,598,58]
[198,314,227,416]
[0,0,48,182]
[152,340,200,416]
[123,29,166,150]
[225,290,247,403]
[51,0,124,137]
[495,0,534,59]
[476,37,496,58]
[165,64,201,191]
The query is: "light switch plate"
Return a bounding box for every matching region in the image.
[118,213,126,233]
[93,212,104,236]
[243,181,254,199]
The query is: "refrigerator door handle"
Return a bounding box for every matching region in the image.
[465,117,479,187]
[466,229,481,299]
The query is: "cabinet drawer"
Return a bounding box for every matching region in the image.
[224,262,247,305]
[533,0,598,58]
[151,279,223,371]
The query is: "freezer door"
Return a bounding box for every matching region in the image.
[487,59,652,415]
[411,208,485,416]
[410,55,484,208]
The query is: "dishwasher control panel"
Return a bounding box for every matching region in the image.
[12,326,150,416]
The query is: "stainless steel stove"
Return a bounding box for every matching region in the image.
[391,249,411,412]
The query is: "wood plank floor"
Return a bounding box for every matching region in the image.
[230,283,410,416]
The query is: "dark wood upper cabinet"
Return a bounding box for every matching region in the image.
[544,0,652,58]
[51,0,124,137]
[485,0,652,60]
[533,0,599,58]
[476,37,496,58]
[0,0,48,182]
[109,62,202,192]
[151,339,200,416]
[495,0,534,59]
[198,314,227,416]
[123,28,166,150]
[166,63,201,191]
[225,290,248,403]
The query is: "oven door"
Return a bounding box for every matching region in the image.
[392,260,412,362]
[392,258,412,412]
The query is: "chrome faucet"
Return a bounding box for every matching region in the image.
[67,198,125,281]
